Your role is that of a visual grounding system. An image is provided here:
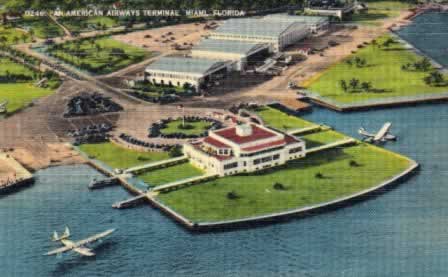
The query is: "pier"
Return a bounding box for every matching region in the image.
[0,153,34,194]
[112,194,147,209]
[306,138,357,154]
[152,173,219,192]
[124,156,188,174]
[88,177,119,189]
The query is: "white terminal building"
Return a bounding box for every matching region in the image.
[263,14,330,34]
[191,39,270,71]
[209,18,310,51]
[184,123,306,176]
[145,57,231,89]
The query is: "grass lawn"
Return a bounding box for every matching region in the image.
[59,17,120,33]
[301,130,348,148]
[0,26,31,45]
[48,37,151,74]
[19,17,64,38]
[0,57,55,114]
[350,1,414,26]
[160,119,213,136]
[307,35,448,104]
[78,142,169,169]
[254,106,315,131]
[0,83,53,114]
[157,143,412,222]
[138,162,204,186]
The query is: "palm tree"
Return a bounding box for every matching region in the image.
[339,79,348,92]
[349,78,359,91]
[361,81,371,92]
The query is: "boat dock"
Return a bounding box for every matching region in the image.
[0,153,34,194]
[124,156,188,174]
[112,194,147,209]
[306,138,357,154]
[88,177,119,189]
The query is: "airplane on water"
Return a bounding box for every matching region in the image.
[45,227,116,257]
[358,122,397,143]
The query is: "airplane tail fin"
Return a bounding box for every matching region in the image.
[52,231,59,241]
[63,227,70,238]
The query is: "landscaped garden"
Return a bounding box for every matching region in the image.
[0,56,60,114]
[149,116,222,138]
[18,17,64,38]
[129,81,199,104]
[59,16,120,34]
[306,35,448,105]
[0,26,30,46]
[78,142,169,169]
[138,162,203,186]
[47,37,151,74]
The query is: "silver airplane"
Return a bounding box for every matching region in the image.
[358,122,396,143]
[45,227,115,257]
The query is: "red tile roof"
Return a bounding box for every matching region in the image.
[214,124,278,145]
[241,134,300,152]
[203,136,231,149]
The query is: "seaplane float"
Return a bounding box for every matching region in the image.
[358,122,397,143]
[45,227,115,257]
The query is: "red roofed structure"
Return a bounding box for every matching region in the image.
[184,123,306,176]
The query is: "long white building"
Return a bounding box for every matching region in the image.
[209,18,310,51]
[145,57,231,89]
[191,39,270,71]
[184,123,306,176]
[263,14,330,34]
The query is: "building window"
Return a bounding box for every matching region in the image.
[273,154,280,160]
[289,147,302,154]
[224,162,238,170]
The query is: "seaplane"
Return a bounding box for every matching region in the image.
[45,227,115,257]
[358,122,397,143]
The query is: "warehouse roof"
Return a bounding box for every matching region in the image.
[263,14,329,25]
[146,57,228,75]
[213,18,299,38]
[192,39,268,56]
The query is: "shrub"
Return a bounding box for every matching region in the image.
[227,191,239,200]
[273,182,286,190]
[349,160,359,167]
[315,172,324,179]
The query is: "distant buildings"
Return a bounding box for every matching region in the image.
[184,123,306,176]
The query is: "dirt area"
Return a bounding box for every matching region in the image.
[0,160,15,184]
[112,22,215,54]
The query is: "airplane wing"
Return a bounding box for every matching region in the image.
[45,246,73,256]
[374,122,392,141]
[74,229,115,247]
[358,127,375,137]
[73,247,95,257]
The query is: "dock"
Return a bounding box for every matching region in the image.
[306,138,357,154]
[88,177,119,189]
[287,124,331,136]
[112,194,147,209]
[0,153,34,194]
[152,174,219,192]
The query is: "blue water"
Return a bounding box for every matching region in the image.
[2,103,448,276]
[397,12,448,67]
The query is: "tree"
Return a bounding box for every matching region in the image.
[420,58,431,72]
[273,182,286,190]
[349,160,359,167]
[340,79,348,92]
[315,172,324,179]
[349,78,359,91]
[361,81,371,92]
[169,145,183,157]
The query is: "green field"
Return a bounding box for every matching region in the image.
[48,37,151,74]
[301,130,347,148]
[138,163,204,186]
[19,17,64,38]
[350,1,414,25]
[0,26,31,45]
[59,17,120,33]
[0,83,54,114]
[0,57,56,114]
[254,106,315,131]
[157,143,412,222]
[307,35,448,104]
[79,142,169,169]
[160,119,213,136]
